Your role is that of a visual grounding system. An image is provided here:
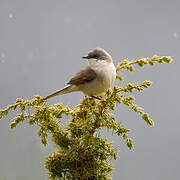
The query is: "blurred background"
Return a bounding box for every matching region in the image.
[0,0,179,179]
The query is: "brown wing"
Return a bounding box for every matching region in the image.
[67,66,97,85]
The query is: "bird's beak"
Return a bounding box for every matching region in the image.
[82,56,88,59]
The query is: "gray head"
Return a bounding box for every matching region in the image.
[82,48,112,62]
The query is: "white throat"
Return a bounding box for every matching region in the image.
[88,58,108,68]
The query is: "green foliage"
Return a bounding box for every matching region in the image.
[0,56,173,179]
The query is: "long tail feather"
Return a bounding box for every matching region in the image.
[42,85,77,100]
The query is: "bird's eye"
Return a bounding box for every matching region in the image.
[94,55,100,60]
[88,53,100,59]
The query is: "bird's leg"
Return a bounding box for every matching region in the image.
[85,95,92,100]
[90,96,101,100]
[85,95,101,100]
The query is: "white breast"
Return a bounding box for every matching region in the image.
[98,61,116,88]
[87,59,116,94]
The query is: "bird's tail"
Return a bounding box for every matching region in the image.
[42,85,78,100]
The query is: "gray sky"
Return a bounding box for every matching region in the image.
[0,0,179,179]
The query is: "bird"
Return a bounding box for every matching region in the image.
[42,48,116,100]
